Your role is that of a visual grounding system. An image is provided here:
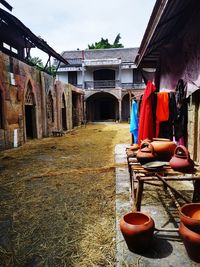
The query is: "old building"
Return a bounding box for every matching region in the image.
[57,48,145,122]
[0,5,84,150]
[136,0,200,161]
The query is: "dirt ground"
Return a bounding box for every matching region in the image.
[0,123,130,267]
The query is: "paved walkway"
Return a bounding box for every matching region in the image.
[115,144,200,267]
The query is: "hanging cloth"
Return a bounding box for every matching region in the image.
[138,80,156,144]
[130,100,138,144]
[156,92,169,137]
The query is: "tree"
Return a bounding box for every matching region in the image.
[88,33,124,49]
[28,56,44,69]
[27,56,56,77]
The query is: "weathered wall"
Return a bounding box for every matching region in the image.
[0,52,84,151]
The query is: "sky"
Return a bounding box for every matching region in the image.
[5,0,156,63]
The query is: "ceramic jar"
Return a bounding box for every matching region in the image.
[179,222,200,262]
[151,138,177,161]
[136,142,156,165]
[119,211,155,253]
[169,145,194,172]
[179,203,200,234]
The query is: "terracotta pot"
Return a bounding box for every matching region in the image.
[170,145,194,172]
[151,138,176,161]
[179,222,200,262]
[136,142,156,165]
[119,211,155,253]
[179,203,200,234]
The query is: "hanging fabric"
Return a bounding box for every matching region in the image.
[159,92,177,140]
[130,100,138,144]
[155,92,169,137]
[138,80,156,144]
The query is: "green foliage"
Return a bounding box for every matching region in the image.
[28,57,44,69]
[88,33,124,49]
[27,57,56,77]
[46,65,57,77]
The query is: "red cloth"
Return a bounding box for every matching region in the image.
[156,92,169,137]
[138,80,156,144]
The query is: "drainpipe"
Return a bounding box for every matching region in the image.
[118,58,122,88]
[82,50,85,89]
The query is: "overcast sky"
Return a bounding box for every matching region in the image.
[6,0,155,62]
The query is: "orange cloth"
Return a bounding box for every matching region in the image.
[156,92,169,137]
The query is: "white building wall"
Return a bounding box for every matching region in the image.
[84,71,93,81]
[121,69,133,83]
[57,72,68,83]
[77,72,82,85]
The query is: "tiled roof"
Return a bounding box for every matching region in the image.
[61,47,139,63]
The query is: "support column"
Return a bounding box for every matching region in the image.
[118,60,122,88]
[118,99,122,122]
[82,63,85,89]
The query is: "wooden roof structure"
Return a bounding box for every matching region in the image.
[135,0,200,68]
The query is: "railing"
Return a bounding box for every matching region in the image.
[83,80,145,90]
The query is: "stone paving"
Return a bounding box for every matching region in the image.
[115,144,200,267]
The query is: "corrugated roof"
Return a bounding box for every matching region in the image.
[61,48,139,64]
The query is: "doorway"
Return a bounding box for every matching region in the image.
[25,82,36,139]
[61,93,67,130]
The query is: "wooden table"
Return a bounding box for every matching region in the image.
[52,130,65,137]
[127,156,200,212]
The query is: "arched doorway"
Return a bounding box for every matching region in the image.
[47,92,54,124]
[122,94,130,121]
[86,92,118,122]
[25,82,37,139]
[93,69,115,88]
[61,93,67,130]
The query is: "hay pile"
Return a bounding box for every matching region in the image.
[0,123,130,266]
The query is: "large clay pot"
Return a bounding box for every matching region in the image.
[136,142,156,165]
[151,138,176,161]
[179,203,200,234]
[179,222,200,262]
[169,145,194,172]
[119,211,155,253]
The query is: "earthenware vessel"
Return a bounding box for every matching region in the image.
[179,203,200,233]
[179,222,200,262]
[151,138,176,161]
[169,145,194,172]
[136,142,156,164]
[119,211,155,253]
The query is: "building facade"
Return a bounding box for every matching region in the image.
[57,48,145,122]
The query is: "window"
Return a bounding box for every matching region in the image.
[133,69,143,84]
[68,71,77,86]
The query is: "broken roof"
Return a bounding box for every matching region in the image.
[0,7,68,65]
[135,0,200,68]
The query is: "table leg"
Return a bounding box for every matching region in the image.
[192,180,200,202]
[136,178,144,211]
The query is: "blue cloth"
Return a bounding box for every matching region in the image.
[130,100,138,144]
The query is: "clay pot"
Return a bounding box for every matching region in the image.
[151,138,176,161]
[179,203,200,234]
[119,211,155,253]
[179,222,200,262]
[136,142,156,165]
[169,145,194,172]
